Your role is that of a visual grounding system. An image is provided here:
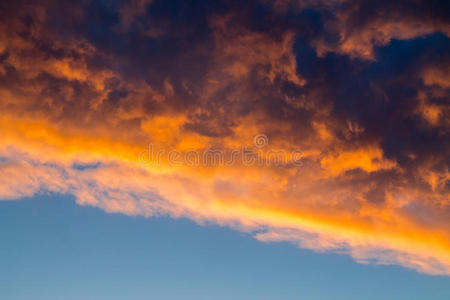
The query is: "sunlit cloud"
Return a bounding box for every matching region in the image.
[0,0,449,275]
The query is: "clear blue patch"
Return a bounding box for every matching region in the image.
[72,162,102,171]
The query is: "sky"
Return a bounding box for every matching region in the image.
[1,195,450,300]
[0,0,449,298]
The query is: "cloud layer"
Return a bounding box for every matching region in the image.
[0,0,449,274]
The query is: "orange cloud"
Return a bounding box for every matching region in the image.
[1,113,449,274]
[0,0,449,276]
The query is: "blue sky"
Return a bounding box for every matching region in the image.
[1,195,449,300]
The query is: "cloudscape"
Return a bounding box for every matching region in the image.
[1,0,449,286]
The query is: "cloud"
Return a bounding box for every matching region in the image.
[0,0,449,275]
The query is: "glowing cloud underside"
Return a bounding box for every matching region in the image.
[0,0,449,274]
